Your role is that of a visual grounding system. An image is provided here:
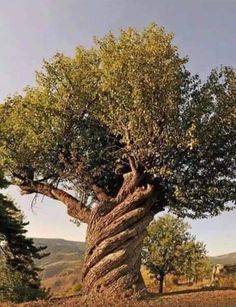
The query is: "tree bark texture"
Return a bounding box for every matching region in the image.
[19,169,163,297]
[81,184,159,297]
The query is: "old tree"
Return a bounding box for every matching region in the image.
[0,25,235,296]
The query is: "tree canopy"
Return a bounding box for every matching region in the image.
[0,23,235,219]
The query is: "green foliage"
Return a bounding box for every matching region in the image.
[0,24,235,216]
[0,173,49,302]
[0,260,47,303]
[142,215,210,291]
[180,241,212,282]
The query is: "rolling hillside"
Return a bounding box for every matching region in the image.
[33,238,236,297]
[210,252,236,266]
[33,238,85,296]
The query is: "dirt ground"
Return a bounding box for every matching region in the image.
[1,289,235,307]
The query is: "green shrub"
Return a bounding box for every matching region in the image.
[0,260,49,303]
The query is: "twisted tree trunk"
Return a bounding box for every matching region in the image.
[81,184,160,297]
[19,166,163,297]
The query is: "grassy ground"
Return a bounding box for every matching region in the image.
[1,289,236,307]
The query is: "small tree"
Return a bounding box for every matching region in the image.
[0,171,49,302]
[142,215,209,293]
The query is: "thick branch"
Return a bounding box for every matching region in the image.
[20,182,91,223]
[115,126,142,202]
[128,156,137,173]
[74,163,110,202]
[115,148,142,203]
[115,170,142,203]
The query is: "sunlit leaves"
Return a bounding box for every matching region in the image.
[94,24,187,165]
[142,215,209,282]
[0,24,235,217]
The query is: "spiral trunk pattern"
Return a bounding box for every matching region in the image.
[81,185,156,296]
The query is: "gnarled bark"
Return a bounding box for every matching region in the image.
[81,183,161,297]
[18,165,163,297]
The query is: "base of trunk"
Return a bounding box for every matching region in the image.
[81,225,150,297]
[81,206,154,296]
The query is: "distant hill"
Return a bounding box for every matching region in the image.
[33,238,85,297]
[210,252,236,266]
[33,238,236,296]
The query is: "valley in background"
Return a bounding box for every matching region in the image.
[34,238,236,297]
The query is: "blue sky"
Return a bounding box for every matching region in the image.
[1,0,236,256]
